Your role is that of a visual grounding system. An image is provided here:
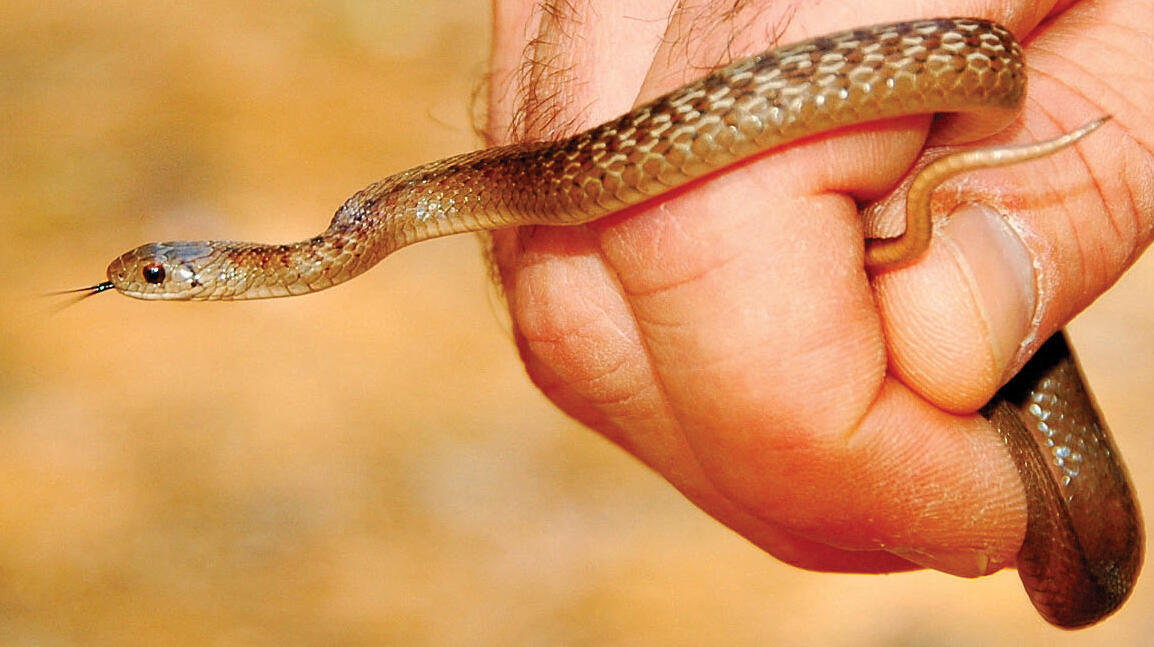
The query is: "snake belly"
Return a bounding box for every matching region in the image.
[95,18,1143,627]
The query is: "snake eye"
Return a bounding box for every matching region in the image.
[142,263,166,285]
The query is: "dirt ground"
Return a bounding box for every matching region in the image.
[2,2,1152,645]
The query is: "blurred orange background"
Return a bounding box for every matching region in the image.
[2,2,1152,645]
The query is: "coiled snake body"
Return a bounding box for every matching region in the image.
[86,18,1142,627]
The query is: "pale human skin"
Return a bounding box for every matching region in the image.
[485,0,1154,577]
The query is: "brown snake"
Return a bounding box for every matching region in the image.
[82,18,1142,627]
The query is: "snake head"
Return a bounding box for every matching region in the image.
[106,241,215,300]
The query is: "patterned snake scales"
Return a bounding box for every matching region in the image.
[84,18,1142,627]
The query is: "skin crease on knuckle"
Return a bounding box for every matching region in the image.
[481,0,1151,614]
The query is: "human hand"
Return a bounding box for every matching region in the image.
[484,0,1154,577]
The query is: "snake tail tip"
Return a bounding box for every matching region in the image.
[1078,115,1112,138]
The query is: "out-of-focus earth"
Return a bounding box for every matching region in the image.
[2,2,1151,645]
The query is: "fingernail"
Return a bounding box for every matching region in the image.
[889,547,994,578]
[940,203,1036,375]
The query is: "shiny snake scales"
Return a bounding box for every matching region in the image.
[79,18,1142,628]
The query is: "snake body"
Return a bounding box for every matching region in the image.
[91,18,1141,627]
